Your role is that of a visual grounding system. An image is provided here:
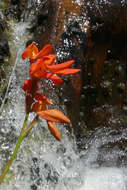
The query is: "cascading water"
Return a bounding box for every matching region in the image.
[0,1,127,190]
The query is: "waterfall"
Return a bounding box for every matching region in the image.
[0,1,127,190]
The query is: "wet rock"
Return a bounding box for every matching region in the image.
[27,0,53,43]
[10,0,20,5]
[25,0,127,144]
[0,10,10,107]
[0,17,7,34]
[86,0,127,67]
[2,0,25,20]
[0,36,10,61]
[4,5,21,20]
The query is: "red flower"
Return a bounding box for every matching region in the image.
[37,109,70,123]
[22,43,53,62]
[30,92,68,141]
[22,79,33,93]
[31,93,53,113]
[44,73,63,85]
[22,43,81,85]
[31,101,46,112]
[22,79,39,113]
[29,59,80,84]
[22,43,39,60]
[30,59,47,79]
[47,60,81,75]
[47,121,61,141]
[34,93,53,105]
[30,54,56,79]
[22,79,38,94]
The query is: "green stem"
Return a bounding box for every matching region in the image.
[0,113,29,185]
[23,115,38,137]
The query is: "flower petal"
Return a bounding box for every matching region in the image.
[55,68,81,75]
[47,60,74,73]
[43,54,56,66]
[30,59,47,79]
[22,43,39,60]
[22,79,32,93]
[47,122,61,141]
[25,95,34,113]
[37,109,70,123]
[31,102,46,112]
[34,44,53,59]
[34,93,53,105]
[45,73,63,85]
[22,79,39,95]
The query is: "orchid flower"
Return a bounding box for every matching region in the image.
[30,92,70,141]
[22,79,39,113]
[29,54,56,78]
[46,60,81,75]
[22,43,81,84]
[47,121,61,141]
[22,79,38,94]
[31,93,53,112]
[0,43,81,184]
[22,43,53,62]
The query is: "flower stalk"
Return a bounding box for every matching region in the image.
[0,43,81,184]
[0,113,29,184]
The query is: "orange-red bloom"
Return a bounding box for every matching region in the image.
[47,60,74,73]
[34,93,53,105]
[37,109,70,123]
[34,44,53,60]
[22,79,39,113]
[31,93,53,112]
[21,43,81,140]
[22,43,53,62]
[44,73,63,85]
[30,59,47,79]
[22,79,33,93]
[31,101,46,112]
[22,43,81,85]
[30,55,56,79]
[47,121,61,141]
[47,60,81,75]
[22,43,39,60]
[22,79,38,94]
[29,58,80,84]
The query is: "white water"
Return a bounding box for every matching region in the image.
[0,3,127,190]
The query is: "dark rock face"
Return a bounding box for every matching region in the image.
[34,0,127,146]
[0,36,10,57]
[2,0,127,148]
[4,5,21,20]
[83,0,127,106]
[27,0,53,44]
[75,1,127,145]
[14,0,127,144]
[87,0,127,63]
[4,0,24,20]
[0,8,10,105]
[11,0,20,5]
[0,17,7,34]
[0,13,10,63]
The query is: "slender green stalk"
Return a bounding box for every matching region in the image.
[0,113,29,184]
[23,115,38,137]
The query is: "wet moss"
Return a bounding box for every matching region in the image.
[0,2,7,10]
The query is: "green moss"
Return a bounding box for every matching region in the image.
[0,2,7,10]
